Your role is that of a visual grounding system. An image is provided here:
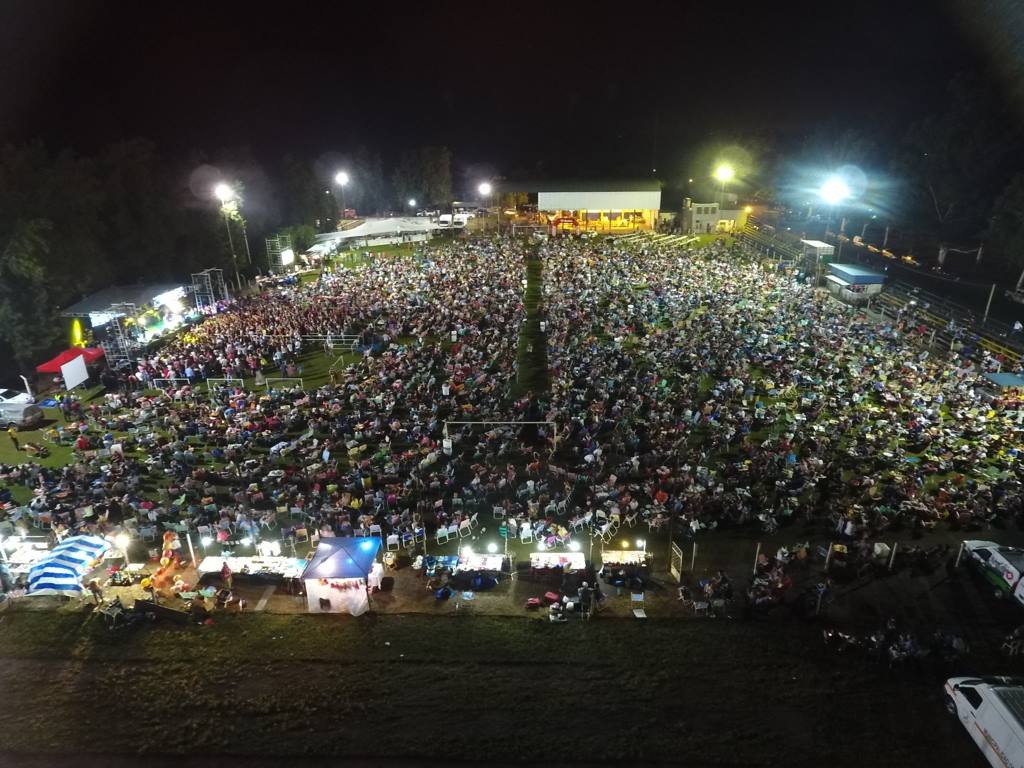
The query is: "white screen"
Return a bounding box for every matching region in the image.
[60,354,89,391]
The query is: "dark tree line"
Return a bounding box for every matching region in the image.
[0,140,455,377]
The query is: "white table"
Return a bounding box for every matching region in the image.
[197,556,307,580]
[601,550,649,567]
[530,552,586,571]
[456,553,506,572]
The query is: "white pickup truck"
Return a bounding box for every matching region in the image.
[946,676,1024,768]
[963,541,1024,608]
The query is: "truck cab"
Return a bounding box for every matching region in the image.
[946,676,1024,768]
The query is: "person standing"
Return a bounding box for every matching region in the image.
[87,579,103,605]
[7,424,19,452]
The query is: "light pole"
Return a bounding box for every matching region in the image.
[818,175,851,285]
[214,182,242,291]
[334,171,350,221]
[478,182,493,232]
[713,163,734,208]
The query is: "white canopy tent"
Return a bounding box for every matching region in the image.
[310,217,436,255]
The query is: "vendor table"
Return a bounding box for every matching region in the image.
[456,553,506,573]
[197,555,307,583]
[601,550,649,567]
[423,555,460,576]
[530,552,586,571]
[3,541,50,574]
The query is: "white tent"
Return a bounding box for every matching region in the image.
[311,217,436,254]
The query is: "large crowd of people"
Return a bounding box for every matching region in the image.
[1,235,1022,583]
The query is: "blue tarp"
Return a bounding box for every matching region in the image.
[302,537,380,580]
[984,372,1024,389]
[27,535,109,596]
[828,263,886,285]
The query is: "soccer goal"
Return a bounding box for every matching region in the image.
[152,378,190,391]
[264,377,304,391]
[205,377,245,393]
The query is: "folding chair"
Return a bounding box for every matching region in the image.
[631,592,647,619]
[436,526,450,545]
[310,530,321,547]
[289,507,305,519]
[139,525,157,543]
[36,513,52,530]
[492,506,506,522]
[401,531,415,549]
[458,520,472,539]
[624,512,638,528]
[369,523,383,538]
[386,534,400,551]
[519,525,534,545]
[446,523,460,541]
[413,527,426,543]
[293,527,309,544]
[693,600,710,617]
[569,516,584,532]
[197,524,212,539]
[469,512,480,530]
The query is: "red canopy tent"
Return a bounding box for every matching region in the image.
[35,347,105,374]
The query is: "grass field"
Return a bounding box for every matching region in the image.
[0,609,985,767]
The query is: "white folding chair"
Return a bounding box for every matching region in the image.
[436,526,450,545]
[386,534,400,551]
[631,592,647,619]
[458,520,472,539]
[289,506,305,519]
[519,525,533,544]
[469,512,480,530]
[492,506,506,521]
[447,523,460,541]
[693,601,710,617]
[369,523,383,538]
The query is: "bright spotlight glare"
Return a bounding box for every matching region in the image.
[213,183,234,203]
[335,171,350,186]
[408,198,416,207]
[569,540,581,552]
[478,182,492,196]
[819,176,851,205]
[487,542,498,553]
[713,164,735,183]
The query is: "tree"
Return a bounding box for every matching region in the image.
[0,220,61,374]
[891,74,1022,264]
[986,173,1024,273]
[391,146,452,207]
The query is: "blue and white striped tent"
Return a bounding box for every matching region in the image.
[27,535,110,596]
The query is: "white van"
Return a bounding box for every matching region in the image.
[0,402,43,429]
[945,676,1024,768]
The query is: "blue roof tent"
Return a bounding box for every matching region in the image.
[302,537,380,580]
[828,263,886,286]
[984,372,1024,389]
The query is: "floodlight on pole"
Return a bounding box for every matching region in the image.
[214,181,242,291]
[478,182,492,197]
[213,182,235,203]
[819,176,851,206]
[408,198,416,208]
[712,164,735,183]
[713,163,735,207]
[333,171,351,221]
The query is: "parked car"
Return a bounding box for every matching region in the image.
[0,402,44,429]
[945,676,1024,768]
[0,387,32,405]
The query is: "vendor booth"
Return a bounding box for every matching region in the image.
[825,263,886,306]
[26,535,109,596]
[197,555,307,585]
[302,537,382,616]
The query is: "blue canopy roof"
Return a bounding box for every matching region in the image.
[984,372,1024,389]
[302,537,380,580]
[28,535,109,596]
[828,263,886,285]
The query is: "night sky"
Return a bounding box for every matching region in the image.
[0,0,1010,182]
